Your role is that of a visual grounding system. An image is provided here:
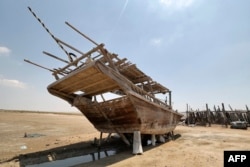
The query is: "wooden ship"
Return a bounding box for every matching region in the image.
[25,7,182,150]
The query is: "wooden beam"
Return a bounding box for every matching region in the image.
[24,59,54,72]
[65,21,99,46]
[228,104,233,111]
[100,48,119,72]
[246,105,249,112]
[53,44,104,76]
[43,51,69,63]
[55,37,85,55]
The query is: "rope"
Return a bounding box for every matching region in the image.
[27,7,73,62]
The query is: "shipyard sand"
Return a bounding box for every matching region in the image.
[1,110,250,167]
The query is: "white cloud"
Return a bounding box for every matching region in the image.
[0,46,11,56]
[150,38,163,46]
[0,77,27,89]
[159,0,194,9]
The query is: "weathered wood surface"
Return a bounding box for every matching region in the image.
[48,59,182,135]
[185,104,250,126]
[25,8,182,137]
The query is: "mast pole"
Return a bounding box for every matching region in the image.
[27,7,73,62]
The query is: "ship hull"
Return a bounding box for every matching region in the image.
[74,94,181,135]
[48,60,182,135]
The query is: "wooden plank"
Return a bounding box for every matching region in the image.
[50,65,100,92]
[114,58,127,66]
[84,83,120,96]
[61,72,108,93]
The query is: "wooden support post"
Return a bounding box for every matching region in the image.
[104,133,112,143]
[94,95,97,102]
[133,131,143,155]
[53,74,59,80]
[214,105,217,112]
[91,153,95,161]
[151,134,156,146]
[222,103,228,128]
[206,103,211,127]
[186,104,189,126]
[100,48,119,72]
[100,94,105,102]
[165,96,168,104]
[228,104,233,111]
[119,133,131,146]
[104,150,108,157]
[217,106,221,112]
[246,105,249,112]
[98,132,103,148]
[158,135,165,143]
[169,91,172,108]
[98,150,101,160]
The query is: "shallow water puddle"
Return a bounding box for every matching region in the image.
[26,149,117,167]
[24,133,46,138]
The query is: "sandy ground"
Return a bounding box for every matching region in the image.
[0,110,250,167]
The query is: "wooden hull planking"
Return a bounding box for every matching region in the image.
[75,94,181,134]
[48,60,182,135]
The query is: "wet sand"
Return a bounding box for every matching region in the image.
[0,110,250,167]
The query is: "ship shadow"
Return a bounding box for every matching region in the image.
[72,133,182,167]
[16,134,181,167]
[17,136,131,167]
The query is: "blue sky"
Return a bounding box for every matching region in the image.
[0,0,249,112]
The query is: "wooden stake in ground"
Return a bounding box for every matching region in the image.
[206,103,211,127]
[221,103,228,128]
